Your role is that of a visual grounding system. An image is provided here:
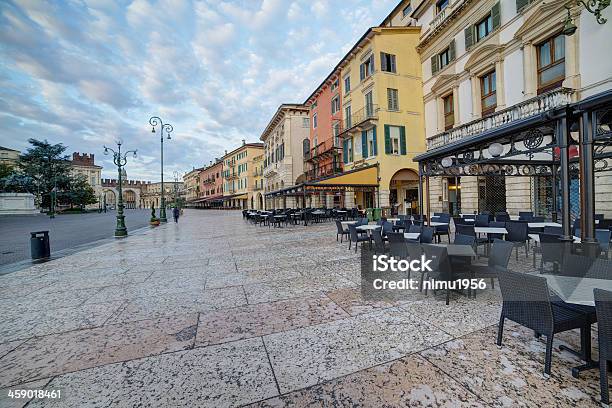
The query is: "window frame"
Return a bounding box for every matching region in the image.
[480,70,497,117]
[443,93,454,130]
[389,125,401,155]
[439,47,450,68]
[476,13,492,42]
[331,95,340,114]
[536,33,565,95]
[380,52,397,73]
[344,75,351,94]
[387,88,399,111]
[436,0,449,14]
[402,4,412,17]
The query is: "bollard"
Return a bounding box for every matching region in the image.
[30,231,50,260]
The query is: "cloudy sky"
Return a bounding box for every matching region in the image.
[0,0,397,181]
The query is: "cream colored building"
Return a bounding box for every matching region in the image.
[221,141,264,209]
[401,0,612,217]
[70,152,103,209]
[252,153,265,209]
[261,104,309,209]
[141,181,184,209]
[183,167,202,205]
[0,146,20,167]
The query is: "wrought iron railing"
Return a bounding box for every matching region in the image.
[305,162,343,181]
[304,138,342,161]
[427,88,574,150]
[341,104,378,133]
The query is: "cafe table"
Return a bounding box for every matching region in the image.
[403,232,420,241]
[542,274,612,377]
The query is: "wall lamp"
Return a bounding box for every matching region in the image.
[563,1,610,36]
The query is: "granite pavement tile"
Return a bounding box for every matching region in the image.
[0,314,198,388]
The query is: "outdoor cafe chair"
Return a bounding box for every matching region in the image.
[456,224,487,254]
[497,271,593,376]
[543,226,563,235]
[475,214,490,227]
[372,228,387,255]
[348,224,370,253]
[468,239,513,292]
[533,233,565,272]
[488,221,506,242]
[335,220,349,243]
[519,211,534,221]
[433,220,450,243]
[420,226,435,244]
[422,245,454,304]
[506,221,529,261]
[594,288,612,406]
[586,258,612,279]
[382,221,393,239]
[595,229,611,258]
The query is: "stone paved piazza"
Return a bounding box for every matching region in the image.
[0,210,605,407]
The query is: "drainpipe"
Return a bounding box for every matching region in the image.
[578,110,598,255]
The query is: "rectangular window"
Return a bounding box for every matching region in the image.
[313,113,318,129]
[403,4,412,17]
[359,54,375,81]
[476,14,492,42]
[344,75,351,93]
[365,91,374,117]
[302,117,309,127]
[366,128,375,158]
[347,138,353,162]
[333,122,341,147]
[345,105,352,128]
[436,0,449,14]
[380,52,396,73]
[439,47,450,68]
[389,126,401,155]
[311,101,317,109]
[387,88,399,111]
[331,96,340,114]
[480,70,497,116]
[537,33,565,94]
[443,93,454,130]
[331,79,339,91]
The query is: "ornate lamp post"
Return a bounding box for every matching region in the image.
[149,116,173,222]
[104,141,137,237]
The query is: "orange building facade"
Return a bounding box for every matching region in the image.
[195,160,223,208]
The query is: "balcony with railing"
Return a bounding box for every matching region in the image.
[253,183,263,191]
[426,88,574,150]
[340,104,378,135]
[224,171,238,180]
[305,162,343,182]
[304,138,342,162]
[202,177,216,184]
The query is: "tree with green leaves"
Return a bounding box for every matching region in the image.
[14,139,73,210]
[60,174,97,209]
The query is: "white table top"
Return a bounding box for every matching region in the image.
[341,221,357,226]
[542,275,612,306]
[335,210,347,213]
[387,218,400,223]
[356,225,381,231]
[463,218,475,222]
[429,222,449,227]
[528,234,581,243]
[528,222,563,228]
[312,210,326,215]
[274,215,287,218]
[474,227,508,234]
[431,244,477,257]
[404,232,420,240]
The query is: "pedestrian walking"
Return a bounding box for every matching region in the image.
[173,207,180,223]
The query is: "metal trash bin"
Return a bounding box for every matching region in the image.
[30,231,50,260]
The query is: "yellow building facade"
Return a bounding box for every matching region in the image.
[221,142,264,209]
[252,153,264,209]
[338,27,426,215]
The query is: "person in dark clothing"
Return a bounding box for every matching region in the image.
[172,207,180,223]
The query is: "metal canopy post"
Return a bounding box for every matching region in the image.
[418,163,424,216]
[558,116,572,240]
[579,110,597,245]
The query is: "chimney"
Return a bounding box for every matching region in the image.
[225,150,227,155]
[242,139,246,146]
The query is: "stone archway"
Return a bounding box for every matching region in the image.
[389,168,419,216]
[257,193,264,210]
[103,189,116,209]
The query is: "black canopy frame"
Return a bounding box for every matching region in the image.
[414,89,612,249]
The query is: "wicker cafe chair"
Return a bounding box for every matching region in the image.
[371,227,387,255]
[505,221,529,261]
[468,239,513,291]
[594,289,612,406]
[497,271,593,376]
[348,224,369,253]
[335,220,349,243]
[422,244,454,305]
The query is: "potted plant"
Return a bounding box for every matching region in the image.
[150,205,160,226]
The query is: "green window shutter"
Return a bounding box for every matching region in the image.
[372,126,378,156]
[343,139,348,163]
[465,25,474,50]
[360,63,365,80]
[492,2,501,30]
[361,130,368,158]
[390,55,396,73]
[516,0,529,12]
[431,55,439,75]
[384,125,392,154]
[449,39,456,62]
[399,126,407,155]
